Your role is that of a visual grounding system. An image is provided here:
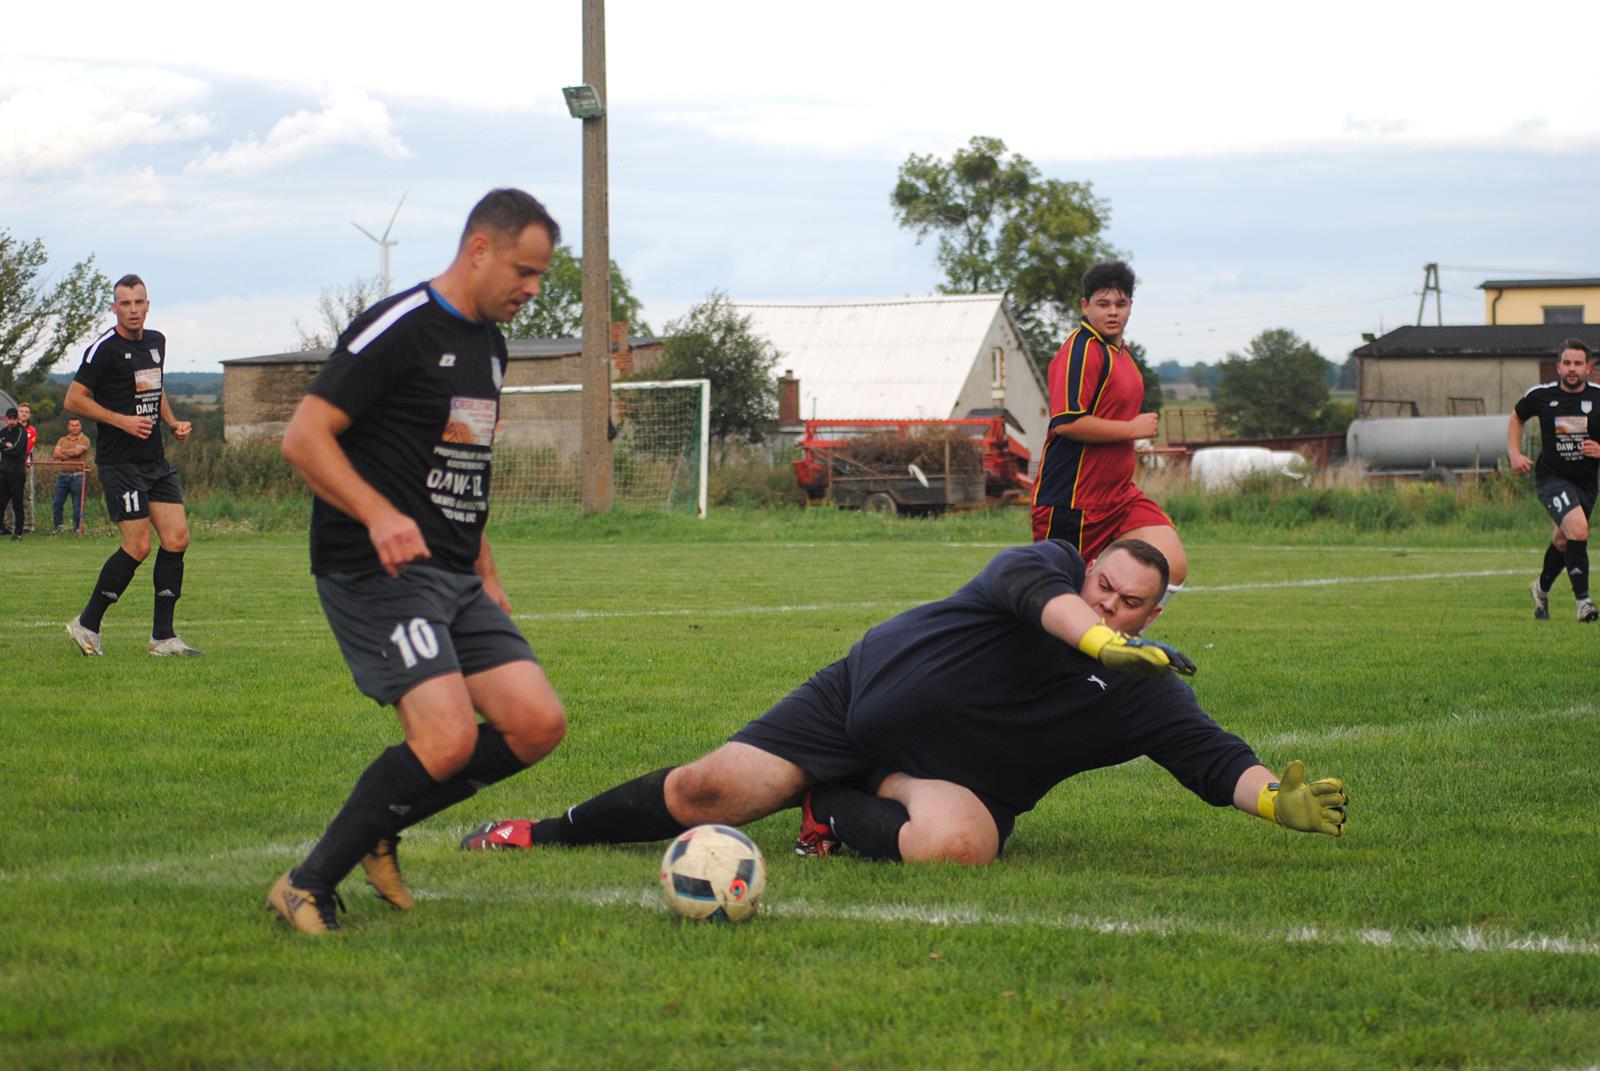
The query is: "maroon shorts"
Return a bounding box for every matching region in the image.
[1031,488,1174,563]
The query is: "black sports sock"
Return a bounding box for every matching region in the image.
[809,782,909,862]
[151,548,185,640]
[530,767,684,845]
[294,744,441,893]
[1540,543,1565,592]
[81,549,143,632]
[395,724,529,830]
[1566,540,1590,600]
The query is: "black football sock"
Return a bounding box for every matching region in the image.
[81,548,143,632]
[1565,540,1590,600]
[530,767,685,845]
[293,744,441,894]
[151,548,185,640]
[1540,543,1565,592]
[396,724,530,830]
[809,782,909,862]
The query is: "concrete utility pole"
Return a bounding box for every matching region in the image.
[579,0,614,513]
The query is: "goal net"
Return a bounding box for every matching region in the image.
[494,378,710,518]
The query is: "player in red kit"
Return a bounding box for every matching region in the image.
[1030,260,1187,597]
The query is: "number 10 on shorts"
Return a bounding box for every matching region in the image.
[390,618,440,668]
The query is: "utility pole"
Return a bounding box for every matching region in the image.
[578,0,613,513]
[1417,262,1442,326]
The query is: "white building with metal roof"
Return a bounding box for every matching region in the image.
[730,294,1050,450]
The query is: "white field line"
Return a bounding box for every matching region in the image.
[1255,702,1598,750]
[18,565,1536,631]
[5,842,1595,959]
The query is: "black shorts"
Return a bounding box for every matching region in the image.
[100,460,183,522]
[731,659,1019,849]
[1536,477,1596,527]
[315,565,537,706]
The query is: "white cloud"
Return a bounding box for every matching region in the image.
[0,61,213,178]
[184,88,409,176]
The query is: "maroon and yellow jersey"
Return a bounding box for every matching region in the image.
[1031,323,1145,512]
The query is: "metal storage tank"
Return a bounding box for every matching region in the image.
[1344,415,1509,471]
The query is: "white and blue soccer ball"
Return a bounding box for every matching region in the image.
[658,824,767,923]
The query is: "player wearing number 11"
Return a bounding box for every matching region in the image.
[266,189,568,935]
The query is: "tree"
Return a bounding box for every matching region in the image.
[293,275,388,350]
[503,245,650,340]
[0,230,109,395]
[1213,328,1339,436]
[644,291,778,444]
[891,135,1117,371]
[1125,339,1163,414]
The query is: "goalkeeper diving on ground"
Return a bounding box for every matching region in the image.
[465,538,1347,863]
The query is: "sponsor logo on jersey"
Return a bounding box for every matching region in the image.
[439,353,456,367]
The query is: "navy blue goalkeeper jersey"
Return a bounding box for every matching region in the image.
[842,540,1259,814]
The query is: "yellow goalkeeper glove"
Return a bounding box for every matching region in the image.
[1257,760,1347,837]
[1077,623,1197,678]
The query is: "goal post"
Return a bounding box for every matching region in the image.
[496,378,710,518]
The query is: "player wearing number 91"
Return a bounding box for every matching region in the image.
[265,189,569,936]
[466,538,1348,867]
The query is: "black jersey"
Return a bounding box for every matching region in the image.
[842,540,1259,814]
[307,283,508,577]
[1514,382,1600,489]
[73,328,169,465]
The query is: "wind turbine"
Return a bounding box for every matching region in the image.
[352,191,407,296]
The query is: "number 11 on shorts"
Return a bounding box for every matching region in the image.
[389,618,439,668]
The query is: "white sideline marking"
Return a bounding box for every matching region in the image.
[425,886,1600,958]
[7,839,1596,959]
[1256,702,1597,750]
[18,566,1539,632]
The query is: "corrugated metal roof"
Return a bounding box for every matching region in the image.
[731,295,1006,421]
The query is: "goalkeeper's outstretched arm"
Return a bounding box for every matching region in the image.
[1234,761,1348,837]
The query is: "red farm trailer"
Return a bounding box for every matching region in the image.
[793,417,1033,516]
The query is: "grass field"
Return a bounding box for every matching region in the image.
[3,511,1598,1069]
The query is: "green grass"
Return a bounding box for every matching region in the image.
[3,513,1599,1069]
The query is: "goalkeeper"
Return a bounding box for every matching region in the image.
[466,539,1347,863]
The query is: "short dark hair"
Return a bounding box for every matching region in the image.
[1101,537,1170,600]
[1082,260,1136,301]
[114,273,146,292]
[1560,338,1592,359]
[460,188,561,249]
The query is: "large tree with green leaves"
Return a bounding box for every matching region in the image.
[890,135,1118,371]
[1214,328,1340,436]
[503,245,650,340]
[643,291,778,445]
[0,231,109,394]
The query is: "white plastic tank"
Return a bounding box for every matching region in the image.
[1189,446,1312,490]
[1345,416,1508,470]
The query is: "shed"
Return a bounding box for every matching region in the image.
[1350,325,1600,417]
[729,295,1049,452]
[221,330,663,442]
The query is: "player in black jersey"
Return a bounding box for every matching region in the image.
[463,540,1347,865]
[63,274,200,657]
[266,189,568,935]
[1509,339,1600,622]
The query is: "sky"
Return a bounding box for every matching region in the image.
[5,0,1600,376]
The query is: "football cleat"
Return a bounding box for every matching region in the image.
[460,819,533,851]
[1531,579,1550,621]
[794,790,840,858]
[149,634,204,656]
[361,836,414,911]
[266,871,345,935]
[1578,598,1598,623]
[65,616,103,656]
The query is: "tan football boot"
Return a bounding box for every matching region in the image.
[361,837,415,911]
[266,871,344,935]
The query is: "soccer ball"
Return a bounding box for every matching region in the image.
[659,824,767,923]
